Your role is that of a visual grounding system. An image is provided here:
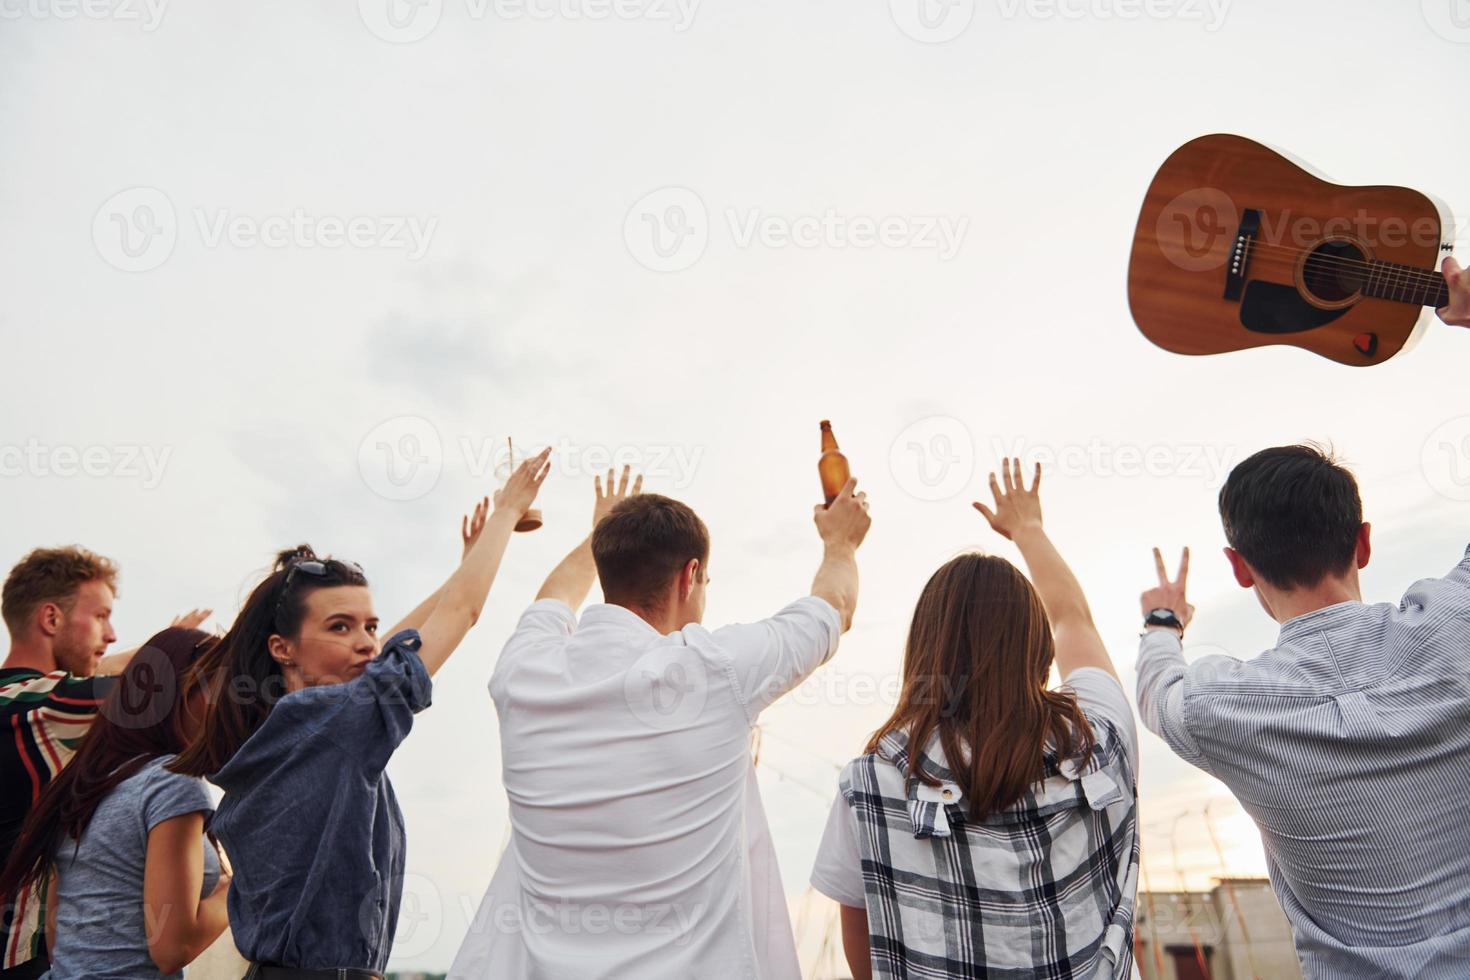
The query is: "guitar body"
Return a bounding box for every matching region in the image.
[1128,134,1450,366]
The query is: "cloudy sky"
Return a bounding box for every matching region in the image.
[4,0,1470,973]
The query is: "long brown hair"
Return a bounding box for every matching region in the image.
[169,546,368,778]
[0,627,213,906]
[867,553,1095,820]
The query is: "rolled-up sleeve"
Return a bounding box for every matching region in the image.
[711,596,843,723]
[331,629,433,772]
[1135,629,1213,774]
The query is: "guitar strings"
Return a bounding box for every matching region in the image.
[1212,240,1450,293]
[1244,239,1447,276]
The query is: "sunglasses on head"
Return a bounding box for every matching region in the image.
[274,557,365,625]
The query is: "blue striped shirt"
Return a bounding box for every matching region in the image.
[1137,545,1470,979]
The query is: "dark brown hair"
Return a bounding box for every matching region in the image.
[592,495,709,612]
[867,553,1095,820]
[1218,443,1362,590]
[0,627,212,908]
[169,545,368,778]
[2,546,119,634]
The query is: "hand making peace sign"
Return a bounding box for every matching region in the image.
[1140,546,1195,629]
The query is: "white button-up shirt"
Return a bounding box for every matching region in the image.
[449,595,843,980]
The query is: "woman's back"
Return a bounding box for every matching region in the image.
[813,667,1139,979]
[47,756,220,980]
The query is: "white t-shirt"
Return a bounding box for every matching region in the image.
[449,595,844,980]
[811,666,1139,908]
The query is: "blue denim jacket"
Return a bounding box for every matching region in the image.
[209,629,432,971]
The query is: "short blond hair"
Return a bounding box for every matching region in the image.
[2,546,119,634]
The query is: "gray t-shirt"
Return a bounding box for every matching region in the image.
[44,755,221,980]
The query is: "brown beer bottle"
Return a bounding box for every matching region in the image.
[818,420,850,506]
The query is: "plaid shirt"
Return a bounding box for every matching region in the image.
[825,697,1139,979]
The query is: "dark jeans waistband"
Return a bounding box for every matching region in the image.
[244,965,384,980]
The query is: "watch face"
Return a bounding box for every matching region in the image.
[1146,609,1181,627]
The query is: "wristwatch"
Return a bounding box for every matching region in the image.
[1143,608,1184,636]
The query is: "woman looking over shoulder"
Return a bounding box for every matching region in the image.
[169,449,550,980]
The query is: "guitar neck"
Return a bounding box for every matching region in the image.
[1362,260,1450,308]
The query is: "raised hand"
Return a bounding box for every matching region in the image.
[973,458,1043,541]
[493,447,552,519]
[1141,547,1195,628]
[461,496,489,559]
[1439,256,1470,328]
[170,608,213,630]
[594,465,643,529]
[813,477,871,552]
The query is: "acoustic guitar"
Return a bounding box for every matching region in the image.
[1127,134,1455,366]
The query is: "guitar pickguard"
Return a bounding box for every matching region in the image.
[1238,281,1351,335]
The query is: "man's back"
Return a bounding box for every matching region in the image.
[450,595,840,980]
[1139,549,1470,976]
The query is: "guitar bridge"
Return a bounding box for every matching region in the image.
[1223,208,1262,302]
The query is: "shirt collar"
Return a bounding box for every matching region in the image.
[577,603,664,636]
[1276,599,1364,645]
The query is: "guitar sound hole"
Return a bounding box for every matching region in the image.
[1300,239,1367,304]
